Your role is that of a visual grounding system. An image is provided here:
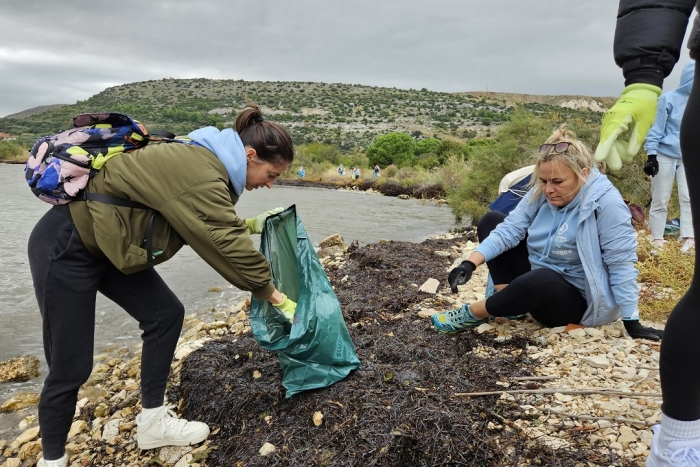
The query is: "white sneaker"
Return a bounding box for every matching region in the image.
[136,405,210,450]
[681,238,695,253]
[37,454,68,467]
[647,424,700,466]
[650,239,667,256]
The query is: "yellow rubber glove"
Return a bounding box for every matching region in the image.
[273,293,297,323]
[595,83,661,171]
[244,207,284,234]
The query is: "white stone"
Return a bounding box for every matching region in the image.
[159,446,193,464]
[101,418,122,442]
[476,322,496,334]
[567,328,587,339]
[640,430,653,447]
[597,401,623,412]
[174,338,209,360]
[612,367,637,380]
[417,308,437,318]
[67,420,88,439]
[10,426,40,449]
[174,454,194,467]
[418,278,440,294]
[581,356,610,369]
[259,442,276,456]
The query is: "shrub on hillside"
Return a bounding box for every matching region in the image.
[367,132,416,168]
[0,140,27,162]
[447,108,554,224]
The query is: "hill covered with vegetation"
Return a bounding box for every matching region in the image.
[0,78,608,150]
[2,78,651,226]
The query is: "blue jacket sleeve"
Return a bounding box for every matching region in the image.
[596,191,640,320]
[475,191,538,262]
[643,95,670,155]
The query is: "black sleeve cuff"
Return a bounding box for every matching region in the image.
[624,69,664,88]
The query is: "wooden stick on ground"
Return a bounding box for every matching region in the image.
[453,388,662,398]
[537,407,655,427]
[511,376,558,381]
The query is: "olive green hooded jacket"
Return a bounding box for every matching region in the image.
[68,141,275,300]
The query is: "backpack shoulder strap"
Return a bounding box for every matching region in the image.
[77,191,148,210]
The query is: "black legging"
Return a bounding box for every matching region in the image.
[660,61,700,421]
[477,211,588,327]
[28,205,185,459]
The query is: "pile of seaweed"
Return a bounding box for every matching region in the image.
[169,238,635,466]
[277,178,446,200]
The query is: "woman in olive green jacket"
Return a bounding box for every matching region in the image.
[29,105,295,467]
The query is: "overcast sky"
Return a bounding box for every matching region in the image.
[0,0,695,117]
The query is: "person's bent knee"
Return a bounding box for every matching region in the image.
[477,211,507,242]
[46,356,94,391]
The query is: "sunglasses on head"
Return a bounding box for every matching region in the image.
[539,142,572,155]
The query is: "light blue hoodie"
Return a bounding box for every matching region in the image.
[644,59,695,159]
[476,169,639,326]
[188,127,247,196]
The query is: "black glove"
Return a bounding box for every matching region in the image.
[448,260,476,293]
[643,155,659,177]
[623,319,663,341]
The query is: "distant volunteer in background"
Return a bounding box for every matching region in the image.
[644,60,695,252]
[28,105,296,467]
[432,125,662,341]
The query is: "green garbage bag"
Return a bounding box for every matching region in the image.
[250,205,361,398]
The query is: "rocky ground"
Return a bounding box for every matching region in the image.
[0,232,664,467]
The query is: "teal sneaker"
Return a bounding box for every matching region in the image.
[432,304,488,333]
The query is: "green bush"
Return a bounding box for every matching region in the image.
[417,154,440,170]
[446,107,558,225]
[0,139,27,162]
[436,139,468,164]
[367,132,416,168]
[298,142,343,165]
[415,138,441,156]
[384,165,398,178]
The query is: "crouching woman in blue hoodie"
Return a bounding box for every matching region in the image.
[432,125,662,341]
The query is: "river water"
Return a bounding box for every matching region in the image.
[0,163,460,435]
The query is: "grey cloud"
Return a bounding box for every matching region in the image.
[0,0,693,117]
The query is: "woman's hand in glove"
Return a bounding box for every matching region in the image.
[448,260,476,293]
[643,155,659,177]
[244,207,284,234]
[623,319,663,341]
[271,292,297,323]
[595,83,661,170]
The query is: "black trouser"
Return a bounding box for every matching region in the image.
[660,61,700,421]
[477,211,587,327]
[28,205,184,459]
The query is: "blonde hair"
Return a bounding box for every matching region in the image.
[529,124,595,200]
